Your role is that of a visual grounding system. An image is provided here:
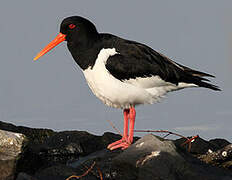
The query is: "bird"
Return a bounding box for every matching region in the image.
[34,16,220,150]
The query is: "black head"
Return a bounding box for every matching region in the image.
[60,16,99,48]
[34,16,100,69]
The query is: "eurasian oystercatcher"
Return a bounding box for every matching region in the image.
[34,16,220,150]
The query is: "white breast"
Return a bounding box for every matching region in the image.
[83,48,196,109]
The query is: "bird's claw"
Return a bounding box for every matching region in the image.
[107,138,131,150]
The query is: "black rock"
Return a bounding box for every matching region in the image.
[175,136,214,155]
[0,121,55,145]
[34,164,77,180]
[1,121,232,180]
[111,134,232,180]
[209,139,231,150]
[16,173,38,180]
[33,131,121,166]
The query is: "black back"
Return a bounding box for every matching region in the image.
[60,16,220,91]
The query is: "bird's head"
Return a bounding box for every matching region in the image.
[34,16,99,61]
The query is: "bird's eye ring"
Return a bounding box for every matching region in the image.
[68,24,76,29]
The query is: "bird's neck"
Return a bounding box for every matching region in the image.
[67,36,102,70]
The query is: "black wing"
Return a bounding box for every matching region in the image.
[105,39,220,91]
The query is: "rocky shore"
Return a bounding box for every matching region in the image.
[0,121,232,180]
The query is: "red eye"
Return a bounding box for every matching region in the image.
[68,24,76,29]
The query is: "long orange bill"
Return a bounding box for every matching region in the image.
[34,33,66,61]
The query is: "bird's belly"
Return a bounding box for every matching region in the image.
[83,67,156,109]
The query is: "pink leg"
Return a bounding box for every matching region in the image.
[107,109,129,150]
[123,109,129,138]
[107,107,136,150]
[128,107,136,144]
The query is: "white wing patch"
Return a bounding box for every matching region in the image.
[124,76,173,89]
[124,76,197,97]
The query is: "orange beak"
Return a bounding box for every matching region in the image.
[34,33,66,61]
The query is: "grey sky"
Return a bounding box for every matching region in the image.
[0,1,231,141]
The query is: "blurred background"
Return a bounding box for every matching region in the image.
[0,0,231,141]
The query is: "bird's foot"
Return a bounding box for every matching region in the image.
[107,138,131,150]
[108,142,130,150]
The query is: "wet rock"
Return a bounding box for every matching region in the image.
[16,173,38,180]
[0,121,121,178]
[199,143,232,169]
[0,130,27,180]
[111,134,232,180]
[0,121,56,176]
[175,136,216,155]
[113,134,185,179]
[68,149,121,179]
[0,121,55,145]
[1,121,232,180]
[66,135,232,180]
[209,139,231,150]
[34,164,77,180]
[31,131,121,166]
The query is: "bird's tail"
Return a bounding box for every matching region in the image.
[193,77,221,91]
[179,64,221,91]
